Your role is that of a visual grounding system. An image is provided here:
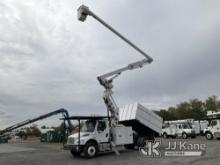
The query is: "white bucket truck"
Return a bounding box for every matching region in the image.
[203,111,220,140]
[65,5,162,158]
[162,120,196,139]
[191,120,209,135]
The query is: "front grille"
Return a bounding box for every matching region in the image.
[67,137,74,144]
[214,132,220,137]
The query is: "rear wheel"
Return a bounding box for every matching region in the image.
[163,132,168,139]
[138,135,155,147]
[206,132,213,140]
[83,142,98,158]
[140,137,148,147]
[124,144,135,149]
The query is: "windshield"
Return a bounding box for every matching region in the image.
[182,123,191,129]
[81,120,96,132]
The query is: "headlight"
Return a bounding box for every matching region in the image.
[81,134,90,137]
[75,139,84,144]
[67,137,74,144]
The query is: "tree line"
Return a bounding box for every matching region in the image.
[16,125,41,139]
[154,95,220,121]
[16,123,65,139]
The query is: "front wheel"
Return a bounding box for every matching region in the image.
[206,132,213,140]
[83,142,98,158]
[182,133,187,139]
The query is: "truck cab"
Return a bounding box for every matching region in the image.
[162,122,196,139]
[67,118,134,158]
[204,119,220,140]
[67,119,110,157]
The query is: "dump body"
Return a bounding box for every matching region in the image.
[119,103,162,136]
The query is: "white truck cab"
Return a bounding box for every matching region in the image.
[162,122,196,139]
[67,118,133,157]
[68,119,109,145]
[67,119,110,157]
[203,119,220,140]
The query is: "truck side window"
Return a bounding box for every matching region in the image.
[183,123,190,129]
[211,120,217,126]
[97,121,106,132]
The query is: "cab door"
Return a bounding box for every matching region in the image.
[210,120,219,134]
[170,124,176,135]
[96,120,109,143]
[175,124,183,136]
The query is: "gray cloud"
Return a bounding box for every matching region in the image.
[0,0,220,129]
[0,111,5,115]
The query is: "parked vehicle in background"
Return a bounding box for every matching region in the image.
[162,120,196,139]
[203,119,220,140]
[207,111,220,118]
[203,111,220,140]
[191,120,209,135]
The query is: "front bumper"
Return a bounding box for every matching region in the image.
[67,145,84,153]
[214,132,220,138]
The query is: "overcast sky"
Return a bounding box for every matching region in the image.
[0,0,220,129]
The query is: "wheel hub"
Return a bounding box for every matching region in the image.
[183,134,187,138]
[207,134,211,139]
[88,146,96,156]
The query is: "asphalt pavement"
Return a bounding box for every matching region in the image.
[0,137,219,165]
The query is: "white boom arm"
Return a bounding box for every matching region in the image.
[77,5,153,125]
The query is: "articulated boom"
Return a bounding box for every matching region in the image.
[77,5,153,125]
[98,76,119,125]
[97,59,151,125]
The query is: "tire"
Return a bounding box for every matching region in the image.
[140,137,148,147]
[83,142,98,158]
[124,144,135,149]
[137,135,155,147]
[191,135,196,139]
[205,132,213,140]
[182,133,187,139]
[163,133,168,139]
[70,149,81,157]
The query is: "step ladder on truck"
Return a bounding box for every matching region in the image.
[64,5,162,158]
